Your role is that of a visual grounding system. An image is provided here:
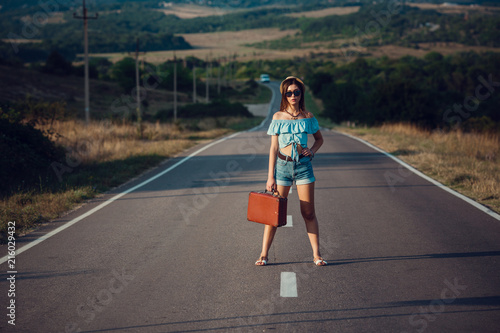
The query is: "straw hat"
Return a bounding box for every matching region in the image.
[279,76,304,94]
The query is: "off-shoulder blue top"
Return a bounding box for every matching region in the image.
[267,117,319,162]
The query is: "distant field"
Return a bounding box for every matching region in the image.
[408,3,500,14]
[367,43,500,59]
[20,11,66,24]
[157,4,360,19]
[182,28,298,49]
[1,39,42,43]
[92,28,303,63]
[154,4,232,18]
[93,27,500,65]
[88,4,500,64]
[286,6,360,18]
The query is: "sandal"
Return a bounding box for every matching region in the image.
[255,257,268,266]
[314,257,327,266]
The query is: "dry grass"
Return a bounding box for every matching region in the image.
[42,120,229,164]
[337,123,500,213]
[0,120,233,240]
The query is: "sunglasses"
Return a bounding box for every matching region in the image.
[285,89,301,98]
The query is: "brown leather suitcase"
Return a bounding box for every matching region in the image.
[247,191,287,227]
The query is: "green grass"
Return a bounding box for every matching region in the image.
[229,82,273,104]
[227,116,265,131]
[253,84,273,104]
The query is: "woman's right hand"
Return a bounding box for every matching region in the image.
[266,178,276,192]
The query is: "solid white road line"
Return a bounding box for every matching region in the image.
[337,130,500,221]
[284,215,293,227]
[0,132,242,265]
[280,272,298,297]
[1,83,277,265]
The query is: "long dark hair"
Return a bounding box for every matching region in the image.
[280,77,306,113]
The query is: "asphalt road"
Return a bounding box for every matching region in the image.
[1,81,500,333]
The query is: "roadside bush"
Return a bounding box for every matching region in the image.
[0,115,64,196]
[463,116,499,133]
[10,97,67,138]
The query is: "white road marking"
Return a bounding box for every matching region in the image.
[284,215,293,227]
[338,130,500,221]
[0,132,242,265]
[280,272,298,297]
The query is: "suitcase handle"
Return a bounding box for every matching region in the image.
[265,189,283,198]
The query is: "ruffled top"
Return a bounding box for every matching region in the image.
[267,118,319,162]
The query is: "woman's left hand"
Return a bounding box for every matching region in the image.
[303,148,314,157]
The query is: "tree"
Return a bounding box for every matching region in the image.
[42,51,73,75]
[110,57,137,92]
[322,82,361,124]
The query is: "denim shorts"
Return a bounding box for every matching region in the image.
[275,155,315,186]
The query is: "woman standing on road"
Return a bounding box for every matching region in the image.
[255,76,326,266]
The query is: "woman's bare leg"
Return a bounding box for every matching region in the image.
[296,182,323,260]
[256,185,290,264]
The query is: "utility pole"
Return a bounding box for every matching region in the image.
[133,38,146,137]
[193,65,197,103]
[223,56,227,87]
[227,56,232,87]
[174,53,177,122]
[206,57,210,103]
[217,57,221,95]
[73,0,98,125]
[230,53,237,87]
[210,61,213,98]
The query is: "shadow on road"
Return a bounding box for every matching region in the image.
[328,250,500,266]
[77,297,500,332]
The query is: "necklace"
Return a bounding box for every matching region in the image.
[284,109,301,120]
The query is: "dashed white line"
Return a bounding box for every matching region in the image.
[284,215,293,227]
[280,272,298,297]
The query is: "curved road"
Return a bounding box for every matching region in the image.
[1,82,500,332]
